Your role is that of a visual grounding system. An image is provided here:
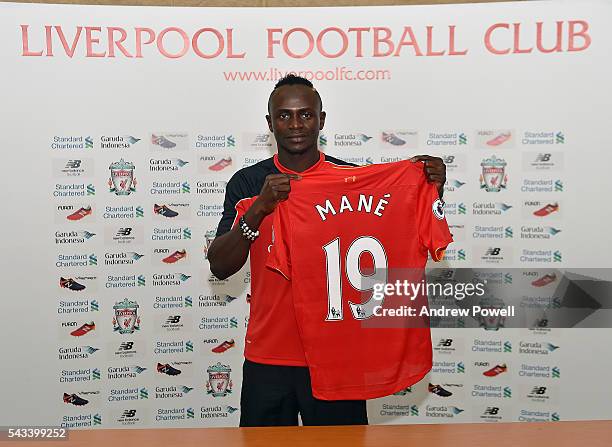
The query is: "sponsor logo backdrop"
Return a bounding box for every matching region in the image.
[1,0,611,428]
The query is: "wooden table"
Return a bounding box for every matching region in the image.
[8,420,612,447]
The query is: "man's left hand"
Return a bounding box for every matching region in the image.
[410,155,446,199]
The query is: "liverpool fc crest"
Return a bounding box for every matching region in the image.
[206,362,233,397]
[203,229,216,259]
[109,159,137,195]
[113,298,140,334]
[480,155,507,192]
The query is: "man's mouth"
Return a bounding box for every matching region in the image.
[287,135,307,143]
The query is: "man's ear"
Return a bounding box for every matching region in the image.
[266,114,273,133]
[319,111,326,130]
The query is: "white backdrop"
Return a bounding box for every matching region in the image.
[1,0,611,429]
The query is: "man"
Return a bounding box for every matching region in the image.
[207,74,446,427]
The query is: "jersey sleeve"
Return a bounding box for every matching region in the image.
[265,202,292,280]
[416,174,453,261]
[215,172,249,236]
[231,197,257,230]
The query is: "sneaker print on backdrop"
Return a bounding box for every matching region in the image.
[162,250,187,264]
[157,363,182,376]
[483,364,507,377]
[209,158,232,171]
[152,134,177,149]
[70,322,95,337]
[63,393,89,406]
[531,273,557,287]
[60,277,86,291]
[428,383,453,397]
[66,206,92,221]
[212,339,235,354]
[486,132,512,146]
[533,203,559,217]
[154,204,179,218]
[382,132,406,146]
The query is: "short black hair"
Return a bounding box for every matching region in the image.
[267,74,323,113]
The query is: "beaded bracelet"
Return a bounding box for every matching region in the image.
[239,216,260,241]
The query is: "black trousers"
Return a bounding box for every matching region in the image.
[239,359,368,427]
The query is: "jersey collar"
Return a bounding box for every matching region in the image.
[273,151,324,175]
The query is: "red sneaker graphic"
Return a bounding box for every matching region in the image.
[209,158,232,171]
[531,273,557,287]
[67,206,92,221]
[533,202,559,217]
[162,249,187,264]
[70,322,95,337]
[212,339,235,354]
[483,364,507,377]
[486,132,511,146]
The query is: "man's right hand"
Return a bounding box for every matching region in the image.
[253,173,301,216]
[207,173,300,280]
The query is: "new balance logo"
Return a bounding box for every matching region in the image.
[166,316,181,324]
[117,228,132,236]
[65,160,82,168]
[531,386,547,395]
[535,153,551,162]
[119,342,134,351]
[254,135,270,143]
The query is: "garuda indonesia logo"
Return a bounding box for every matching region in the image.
[206,362,232,397]
[113,298,140,334]
[109,159,136,195]
[480,155,507,192]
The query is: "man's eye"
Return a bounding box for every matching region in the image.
[302,112,312,118]
[279,113,289,119]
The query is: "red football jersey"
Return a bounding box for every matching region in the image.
[232,192,308,366]
[266,159,453,400]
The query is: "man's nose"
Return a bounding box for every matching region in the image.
[288,114,303,129]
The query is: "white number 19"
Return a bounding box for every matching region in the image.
[322,236,388,321]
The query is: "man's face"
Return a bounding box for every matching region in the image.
[266,85,325,155]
